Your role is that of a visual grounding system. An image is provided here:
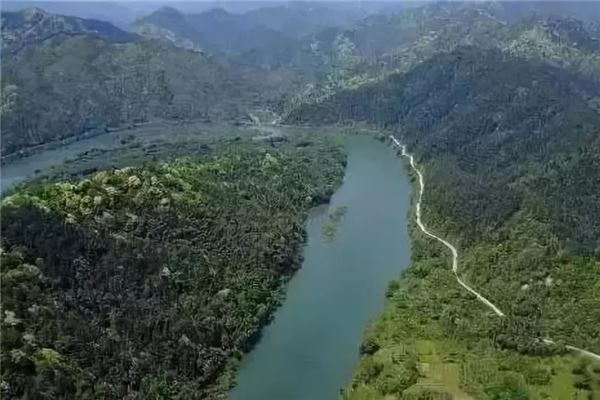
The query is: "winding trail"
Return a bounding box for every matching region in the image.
[390,135,600,362]
[390,136,505,317]
[543,339,600,363]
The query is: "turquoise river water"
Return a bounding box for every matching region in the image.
[229,135,413,400]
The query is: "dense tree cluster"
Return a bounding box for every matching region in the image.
[287,45,600,252]
[0,9,260,155]
[0,140,345,398]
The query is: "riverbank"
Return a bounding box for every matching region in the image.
[1,123,352,195]
[344,137,600,399]
[0,121,160,165]
[229,134,413,400]
[1,121,246,193]
[0,135,346,399]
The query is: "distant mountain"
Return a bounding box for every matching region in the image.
[1,9,257,155]
[504,16,600,79]
[131,3,386,58]
[280,2,600,115]
[489,0,600,24]
[133,6,293,56]
[368,4,600,79]
[3,2,600,399]
[273,1,600,72]
[1,7,135,53]
[241,3,368,39]
[1,1,414,31]
[0,1,141,29]
[130,6,204,52]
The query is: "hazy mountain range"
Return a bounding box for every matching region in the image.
[3,1,600,154]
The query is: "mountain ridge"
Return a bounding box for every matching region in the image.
[0,8,262,155]
[1,7,136,54]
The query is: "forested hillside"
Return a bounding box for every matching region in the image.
[132,3,379,57]
[0,137,345,398]
[281,2,600,116]
[2,1,600,399]
[1,8,259,155]
[1,7,134,53]
[286,14,600,254]
[282,4,600,398]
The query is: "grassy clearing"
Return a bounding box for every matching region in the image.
[343,208,600,400]
[344,274,600,400]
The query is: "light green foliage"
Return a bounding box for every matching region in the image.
[330,35,363,81]
[33,349,63,371]
[0,84,18,116]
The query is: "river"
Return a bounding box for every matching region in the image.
[1,133,123,193]
[229,135,412,400]
[1,132,414,398]
[0,121,231,194]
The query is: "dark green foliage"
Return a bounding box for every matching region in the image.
[287,46,600,253]
[410,391,453,400]
[528,148,600,253]
[0,140,345,398]
[3,2,600,399]
[385,280,400,298]
[484,373,530,400]
[359,337,380,356]
[354,358,384,384]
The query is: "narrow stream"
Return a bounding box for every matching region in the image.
[229,135,413,400]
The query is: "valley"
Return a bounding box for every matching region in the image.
[230,135,412,400]
[1,1,600,399]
